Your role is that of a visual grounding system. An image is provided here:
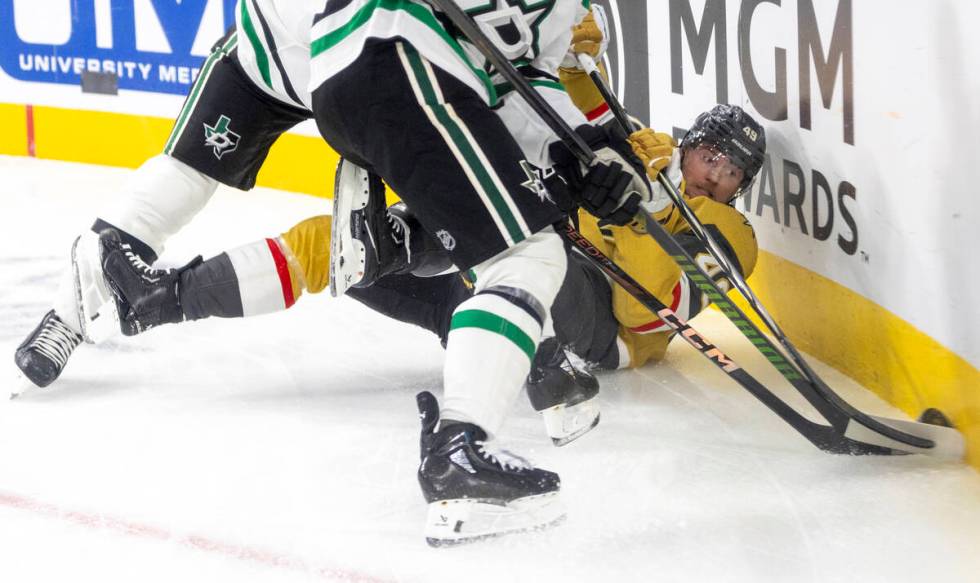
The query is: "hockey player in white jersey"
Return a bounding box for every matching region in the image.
[15,0,654,545]
[304,0,657,545]
[14,3,321,389]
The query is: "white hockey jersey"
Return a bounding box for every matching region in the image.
[235,0,321,110]
[236,0,590,166]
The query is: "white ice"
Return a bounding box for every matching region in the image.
[1,156,978,583]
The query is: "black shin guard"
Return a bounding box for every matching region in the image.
[552,252,620,369]
[347,272,471,346]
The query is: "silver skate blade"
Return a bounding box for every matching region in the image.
[424,492,566,547]
[540,399,601,447]
[72,233,120,343]
[70,235,95,344]
[328,158,371,298]
[9,369,36,400]
[844,415,966,461]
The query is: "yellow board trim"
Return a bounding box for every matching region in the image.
[6,103,978,469]
[733,251,980,469]
[35,106,173,168]
[0,103,28,156]
[254,131,338,198]
[13,103,340,197]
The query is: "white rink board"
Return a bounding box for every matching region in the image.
[1,157,979,582]
[641,0,980,366]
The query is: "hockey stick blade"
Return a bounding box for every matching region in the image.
[847,415,965,461]
[635,211,942,453]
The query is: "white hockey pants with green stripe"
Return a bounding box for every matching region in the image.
[441,227,567,436]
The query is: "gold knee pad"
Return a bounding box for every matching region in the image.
[279,215,332,297]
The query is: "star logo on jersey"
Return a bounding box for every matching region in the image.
[203,115,240,159]
[465,0,554,61]
[519,160,552,203]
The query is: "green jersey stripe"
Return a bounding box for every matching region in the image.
[402,45,527,244]
[164,34,238,155]
[240,0,272,88]
[310,0,497,105]
[450,310,536,361]
[248,0,304,107]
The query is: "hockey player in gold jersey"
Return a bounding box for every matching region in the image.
[95,5,766,450]
[550,8,763,372]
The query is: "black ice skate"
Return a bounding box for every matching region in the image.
[526,337,601,446]
[330,159,456,296]
[14,310,83,390]
[386,202,455,277]
[99,229,200,335]
[329,158,403,296]
[416,391,565,547]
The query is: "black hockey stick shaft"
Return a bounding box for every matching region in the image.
[555,221,889,455]
[575,54,633,133]
[575,53,933,449]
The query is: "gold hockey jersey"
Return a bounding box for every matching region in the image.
[577,196,758,368]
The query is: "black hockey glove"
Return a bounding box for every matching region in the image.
[549,124,652,226]
[539,167,578,214]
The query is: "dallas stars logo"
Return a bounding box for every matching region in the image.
[519,160,552,202]
[203,115,240,159]
[466,1,554,61]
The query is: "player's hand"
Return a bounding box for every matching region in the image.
[561,5,609,70]
[550,124,651,226]
[628,128,675,180]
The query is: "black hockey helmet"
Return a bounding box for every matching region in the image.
[680,104,766,194]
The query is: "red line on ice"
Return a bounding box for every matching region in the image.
[0,490,392,583]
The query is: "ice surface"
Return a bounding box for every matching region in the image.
[1,157,978,583]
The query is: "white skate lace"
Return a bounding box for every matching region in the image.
[476,441,533,472]
[30,316,82,368]
[386,211,411,263]
[562,348,594,376]
[120,244,164,281]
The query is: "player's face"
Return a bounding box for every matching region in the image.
[681,145,744,204]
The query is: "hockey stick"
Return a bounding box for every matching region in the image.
[422,0,962,459]
[574,53,964,457]
[557,221,894,455]
[559,222,961,458]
